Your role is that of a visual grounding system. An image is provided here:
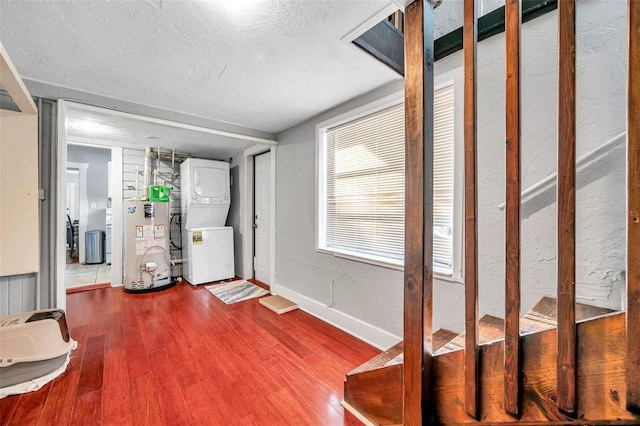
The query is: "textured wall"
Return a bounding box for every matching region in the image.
[434,1,628,328]
[274,1,627,339]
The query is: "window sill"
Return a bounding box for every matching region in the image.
[433,272,464,285]
[317,248,465,284]
[317,248,404,271]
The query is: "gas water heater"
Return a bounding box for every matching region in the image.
[123,200,174,292]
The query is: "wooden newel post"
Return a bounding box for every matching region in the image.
[403,0,437,424]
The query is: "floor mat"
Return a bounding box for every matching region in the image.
[205,279,269,304]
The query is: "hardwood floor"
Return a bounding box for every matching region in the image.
[1,283,380,425]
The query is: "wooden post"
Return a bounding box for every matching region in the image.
[627,0,640,415]
[504,0,521,418]
[557,0,577,416]
[404,0,436,424]
[463,0,480,420]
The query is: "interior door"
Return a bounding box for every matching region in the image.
[253,151,271,284]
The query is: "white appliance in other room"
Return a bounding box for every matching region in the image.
[123,200,174,292]
[180,158,235,285]
[105,208,112,264]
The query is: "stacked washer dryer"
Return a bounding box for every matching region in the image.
[180,158,235,285]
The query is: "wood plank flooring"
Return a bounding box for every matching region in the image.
[1,283,380,425]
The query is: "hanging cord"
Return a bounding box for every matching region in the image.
[137,245,172,271]
[169,213,182,250]
[138,245,173,286]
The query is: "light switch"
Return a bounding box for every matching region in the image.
[90,202,97,208]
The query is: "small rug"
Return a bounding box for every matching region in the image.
[205,279,269,304]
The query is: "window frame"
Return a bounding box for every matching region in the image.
[315,68,464,281]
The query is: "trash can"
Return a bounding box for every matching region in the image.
[85,230,105,264]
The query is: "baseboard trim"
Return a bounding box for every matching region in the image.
[271,283,401,350]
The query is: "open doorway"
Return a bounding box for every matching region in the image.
[64,144,112,290]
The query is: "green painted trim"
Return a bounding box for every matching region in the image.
[352,0,557,74]
[435,0,558,61]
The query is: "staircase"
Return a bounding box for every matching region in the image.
[344,0,639,423]
[342,297,635,424]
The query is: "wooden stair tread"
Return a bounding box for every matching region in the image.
[478,314,505,342]
[348,328,462,374]
[525,296,615,323]
[435,315,504,355]
[347,341,403,375]
[434,328,459,351]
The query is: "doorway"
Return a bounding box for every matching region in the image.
[241,145,276,285]
[64,145,112,289]
[65,162,88,265]
[253,151,271,284]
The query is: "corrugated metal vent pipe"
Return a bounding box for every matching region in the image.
[143,147,152,200]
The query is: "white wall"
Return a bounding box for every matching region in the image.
[272,0,627,346]
[67,144,111,232]
[274,81,406,348]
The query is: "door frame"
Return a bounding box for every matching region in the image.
[242,145,276,285]
[55,100,124,310]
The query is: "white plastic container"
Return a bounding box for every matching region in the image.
[0,309,74,388]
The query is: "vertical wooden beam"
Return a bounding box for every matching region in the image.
[504,0,522,418]
[627,0,640,415]
[557,0,577,416]
[404,1,435,424]
[463,0,480,420]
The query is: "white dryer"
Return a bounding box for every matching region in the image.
[180,158,230,228]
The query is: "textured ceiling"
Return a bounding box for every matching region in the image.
[65,103,257,160]
[0,0,404,134]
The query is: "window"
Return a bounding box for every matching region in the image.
[317,73,462,277]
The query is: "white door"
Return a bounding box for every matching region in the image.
[254,152,271,283]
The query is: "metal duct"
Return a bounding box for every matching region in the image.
[143,147,151,200]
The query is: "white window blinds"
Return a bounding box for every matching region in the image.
[433,84,455,271]
[320,83,456,271]
[324,104,406,264]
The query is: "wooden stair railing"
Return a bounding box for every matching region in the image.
[403,1,438,424]
[343,297,623,424]
[344,0,639,423]
[432,312,639,424]
[627,0,640,415]
[504,0,522,417]
[556,0,577,415]
[463,0,480,419]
